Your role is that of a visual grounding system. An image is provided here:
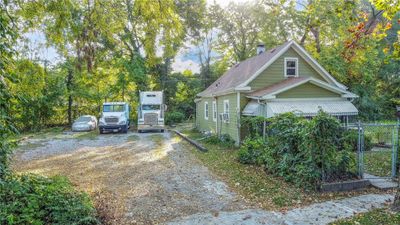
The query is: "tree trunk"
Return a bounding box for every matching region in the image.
[66,68,73,125]
[310,27,321,53]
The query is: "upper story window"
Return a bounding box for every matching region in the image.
[204,101,209,120]
[284,57,298,77]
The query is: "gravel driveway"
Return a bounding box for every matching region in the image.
[12,131,247,224]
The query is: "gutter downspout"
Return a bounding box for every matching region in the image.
[215,97,218,137]
[236,92,241,146]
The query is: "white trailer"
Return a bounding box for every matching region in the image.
[137,91,166,132]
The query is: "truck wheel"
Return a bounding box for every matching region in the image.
[122,125,128,134]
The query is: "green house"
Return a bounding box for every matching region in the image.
[195,40,358,146]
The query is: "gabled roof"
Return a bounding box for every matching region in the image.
[248,77,307,98]
[197,40,347,98]
[247,77,358,100]
[197,41,292,97]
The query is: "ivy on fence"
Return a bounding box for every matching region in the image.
[239,111,358,190]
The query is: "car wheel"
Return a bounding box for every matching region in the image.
[160,129,164,133]
[99,129,104,134]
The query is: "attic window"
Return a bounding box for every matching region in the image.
[284,57,298,77]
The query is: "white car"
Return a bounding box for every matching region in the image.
[72,115,98,132]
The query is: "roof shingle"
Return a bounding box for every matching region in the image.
[247,77,308,98]
[198,41,291,97]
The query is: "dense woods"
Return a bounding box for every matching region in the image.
[1,0,399,133]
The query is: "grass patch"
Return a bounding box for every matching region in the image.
[181,128,387,210]
[16,126,66,140]
[127,134,140,141]
[331,208,400,225]
[75,130,99,140]
[364,150,392,177]
[148,134,165,146]
[17,140,47,151]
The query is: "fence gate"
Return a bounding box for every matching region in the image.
[357,122,399,179]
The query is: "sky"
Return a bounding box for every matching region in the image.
[22,0,248,73]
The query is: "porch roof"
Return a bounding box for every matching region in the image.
[242,100,359,117]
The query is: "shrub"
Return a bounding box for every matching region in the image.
[238,137,265,165]
[204,134,235,148]
[0,175,99,225]
[238,111,357,190]
[165,111,185,125]
[342,129,373,152]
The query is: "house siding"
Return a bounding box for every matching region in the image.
[216,93,240,144]
[249,48,331,90]
[196,97,217,134]
[276,83,341,98]
[196,93,241,145]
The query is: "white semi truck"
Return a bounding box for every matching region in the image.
[137,91,165,132]
[99,102,130,134]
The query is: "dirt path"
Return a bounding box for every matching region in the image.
[12,132,247,224]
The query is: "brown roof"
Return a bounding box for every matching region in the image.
[247,77,308,98]
[198,41,292,97]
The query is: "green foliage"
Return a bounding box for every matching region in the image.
[332,208,400,225]
[204,134,235,148]
[165,111,185,125]
[342,129,373,152]
[1,1,18,180]
[239,112,357,190]
[0,175,99,225]
[237,136,265,165]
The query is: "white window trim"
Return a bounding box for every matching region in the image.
[284,57,298,77]
[223,100,230,123]
[212,101,217,122]
[204,101,209,120]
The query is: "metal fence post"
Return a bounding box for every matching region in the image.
[392,127,397,178]
[357,121,363,178]
[263,120,266,141]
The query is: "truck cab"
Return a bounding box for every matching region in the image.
[99,102,130,134]
[137,91,165,132]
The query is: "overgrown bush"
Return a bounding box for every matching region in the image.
[0,175,99,225]
[238,136,265,165]
[204,134,235,148]
[165,111,185,125]
[238,111,357,190]
[342,129,373,152]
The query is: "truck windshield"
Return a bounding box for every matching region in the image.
[142,105,160,110]
[103,105,124,112]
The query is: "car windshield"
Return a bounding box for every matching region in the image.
[142,105,160,110]
[76,116,91,122]
[103,104,125,112]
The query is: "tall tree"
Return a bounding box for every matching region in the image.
[0,0,18,179]
[216,1,261,63]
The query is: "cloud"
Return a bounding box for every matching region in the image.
[207,0,249,7]
[171,57,201,74]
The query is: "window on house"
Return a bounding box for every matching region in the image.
[204,102,209,120]
[223,100,230,122]
[212,101,217,121]
[284,58,298,77]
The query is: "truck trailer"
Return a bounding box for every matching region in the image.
[137,91,165,132]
